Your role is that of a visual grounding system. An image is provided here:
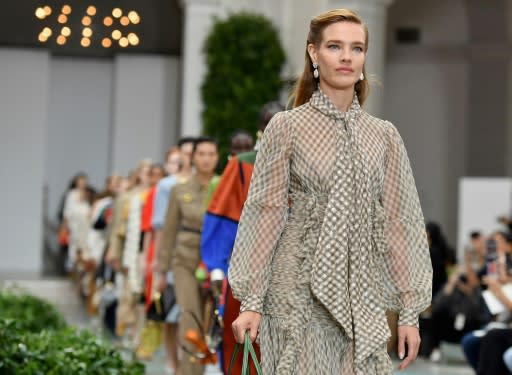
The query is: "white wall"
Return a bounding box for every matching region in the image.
[0,50,181,275]
[384,61,468,245]
[0,49,50,275]
[45,58,113,220]
[388,0,468,47]
[111,55,180,174]
[384,0,470,245]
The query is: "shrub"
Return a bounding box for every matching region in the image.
[201,12,286,166]
[0,292,144,375]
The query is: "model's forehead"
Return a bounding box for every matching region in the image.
[321,22,365,43]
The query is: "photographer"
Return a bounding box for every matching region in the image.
[421,231,489,362]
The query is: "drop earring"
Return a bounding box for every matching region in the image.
[313,63,319,79]
[360,72,364,81]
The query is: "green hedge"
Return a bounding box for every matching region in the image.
[0,292,144,375]
[201,12,286,166]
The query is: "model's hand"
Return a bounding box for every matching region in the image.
[232,311,261,343]
[397,325,420,370]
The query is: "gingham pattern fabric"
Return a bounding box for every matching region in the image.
[122,193,142,294]
[229,89,432,374]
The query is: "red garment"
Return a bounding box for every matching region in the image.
[141,187,156,232]
[142,187,157,310]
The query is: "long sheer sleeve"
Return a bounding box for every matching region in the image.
[228,112,292,313]
[380,122,432,327]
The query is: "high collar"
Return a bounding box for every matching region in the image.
[309,88,361,121]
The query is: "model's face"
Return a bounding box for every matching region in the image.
[230,134,254,156]
[180,142,193,169]
[166,152,181,175]
[76,176,87,190]
[139,164,151,186]
[150,167,165,186]
[193,143,219,174]
[308,21,366,93]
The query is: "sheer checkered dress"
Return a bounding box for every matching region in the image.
[228,89,432,375]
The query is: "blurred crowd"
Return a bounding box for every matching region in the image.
[55,118,512,375]
[419,220,512,375]
[55,102,283,375]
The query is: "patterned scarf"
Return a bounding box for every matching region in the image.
[309,90,389,368]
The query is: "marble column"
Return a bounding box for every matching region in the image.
[180,0,221,136]
[327,0,395,117]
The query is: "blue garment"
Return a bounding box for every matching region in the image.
[152,175,178,230]
[461,331,482,370]
[200,213,238,275]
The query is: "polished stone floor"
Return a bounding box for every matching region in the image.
[2,278,475,375]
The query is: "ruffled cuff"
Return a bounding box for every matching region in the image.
[398,308,419,328]
[240,295,264,314]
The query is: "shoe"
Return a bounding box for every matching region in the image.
[429,348,442,363]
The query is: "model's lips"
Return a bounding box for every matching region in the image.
[336,67,354,73]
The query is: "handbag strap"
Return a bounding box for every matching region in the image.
[228,332,263,375]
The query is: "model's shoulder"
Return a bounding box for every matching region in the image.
[237,151,257,164]
[360,111,392,131]
[285,101,316,118]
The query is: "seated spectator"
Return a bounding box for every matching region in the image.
[461,231,512,372]
[420,230,489,361]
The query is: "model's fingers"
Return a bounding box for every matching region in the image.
[408,334,420,361]
[398,354,414,370]
[397,333,406,361]
[249,323,258,343]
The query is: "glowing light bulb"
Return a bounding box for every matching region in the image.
[58,14,68,24]
[111,30,122,40]
[38,33,48,43]
[82,27,92,38]
[102,38,112,48]
[127,11,139,24]
[112,8,122,18]
[127,33,139,46]
[56,35,67,45]
[61,26,71,37]
[81,38,91,47]
[35,8,46,19]
[86,6,97,16]
[120,16,129,26]
[103,17,113,26]
[61,5,72,15]
[82,16,92,26]
[43,6,52,16]
[42,27,52,37]
[119,37,129,48]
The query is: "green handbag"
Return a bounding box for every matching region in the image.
[228,332,263,375]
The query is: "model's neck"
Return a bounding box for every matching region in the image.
[319,83,355,112]
[195,171,214,186]
[177,167,193,179]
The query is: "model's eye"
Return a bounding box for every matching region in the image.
[353,46,364,53]
[328,44,340,50]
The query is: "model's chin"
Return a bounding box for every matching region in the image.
[322,78,358,92]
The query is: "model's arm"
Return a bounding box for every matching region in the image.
[228,112,292,314]
[379,122,433,328]
[157,185,180,273]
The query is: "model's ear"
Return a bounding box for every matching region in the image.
[307,43,317,65]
